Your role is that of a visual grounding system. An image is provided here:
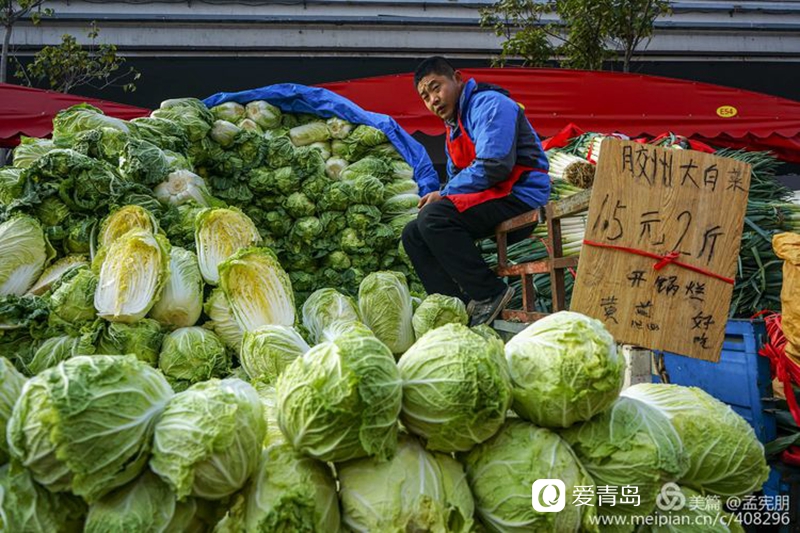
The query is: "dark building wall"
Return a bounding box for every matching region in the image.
[67,56,800,109]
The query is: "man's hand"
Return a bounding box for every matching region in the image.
[418,191,443,208]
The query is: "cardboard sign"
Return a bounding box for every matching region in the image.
[571,139,751,361]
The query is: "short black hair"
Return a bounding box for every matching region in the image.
[413,56,456,88]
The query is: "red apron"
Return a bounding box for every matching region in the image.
[444,116,539,212]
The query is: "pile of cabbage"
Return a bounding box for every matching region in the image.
[3,99,423,303]
[0,90,770,533]
[0,263,770,533]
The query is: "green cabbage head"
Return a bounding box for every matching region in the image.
[411,294,469,338]
[0,166,27,206]
[94,229,170,323]
[149,247,204,329]
[0,462,87,533]
[341,155,391,181]
[12,136,57,169]
[319,319,375,344]
[7,355,173,502]
[324,157,348,179]
[384,178,419,199]
[504,310,623,428]
[53,103,130,142]
[48,267,98,327]
[348,174,385,206]
[561,395,691,528]
[96,319,164,366]
[285,191,316,218]
[84,470,197,533]
[157,327,230,391]
[464,419,598,533]
[276,330,402,462]
[194,207,260,285]
[0,357,25,464]
[358,271,415,356]
[302,288,360,344]
[98,205,159,249]
[382,193,420,218]
[118,138,170,185]
[338,434,475,533]
[0,215,51,297]
[129,116,188,153]
[28,254,87,296]
[154,170,219,208]
[243,443,341,532]
[150,378,265,500]
[621,383,770,497]
[219,247,295,332]
[241,325,309,383]
[73,127,129,164]
[308,141,331,160]
[203,287,244,354]
[246,100,282,129]
[339,131,389,162]
[27,331,98,375]
[289,121,331,147]
[326,117,352,139]
[391,161,414,181]
[152,99,212,143]
[253,382,283,445]
[397,323,511,452]
[209,120,240,147]
[239,117,262,133]
[211,102,246,123]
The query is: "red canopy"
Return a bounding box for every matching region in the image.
[319,68,800,163]
[0,83,150,147]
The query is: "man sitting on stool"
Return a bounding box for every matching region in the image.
[402,56,551,326]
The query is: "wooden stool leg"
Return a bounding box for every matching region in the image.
[547,206,566,312]
[497,231,508,270]
[522,274,535,313]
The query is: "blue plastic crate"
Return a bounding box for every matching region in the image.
[651,319,776,444]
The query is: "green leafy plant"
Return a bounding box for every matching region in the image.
[14,22,140,93]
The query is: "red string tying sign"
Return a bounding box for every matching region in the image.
[534,235,577,279]
[582,239,735,285]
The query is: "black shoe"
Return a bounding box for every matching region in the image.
[468,286,515,327]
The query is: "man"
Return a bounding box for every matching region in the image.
[402,56,551,326]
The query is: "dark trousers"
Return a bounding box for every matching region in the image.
[401,195,535,302]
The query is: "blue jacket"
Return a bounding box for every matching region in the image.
[440,78,551,209]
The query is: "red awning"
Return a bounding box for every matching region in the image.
[0,83,150,147]
[319,68,800,163]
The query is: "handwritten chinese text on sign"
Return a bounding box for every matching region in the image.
[571,139,751,361]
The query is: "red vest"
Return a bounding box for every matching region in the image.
[444,116,535,212]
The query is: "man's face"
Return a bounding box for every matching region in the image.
[417,71,463,122]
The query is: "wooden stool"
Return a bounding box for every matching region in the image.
[494,189,592,322]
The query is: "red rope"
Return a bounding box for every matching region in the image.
[582,239,735,285]
[756,312,800,465]
[585,141,598,166]
[756,312,800,431]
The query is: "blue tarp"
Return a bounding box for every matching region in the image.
[203,84,439,196]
